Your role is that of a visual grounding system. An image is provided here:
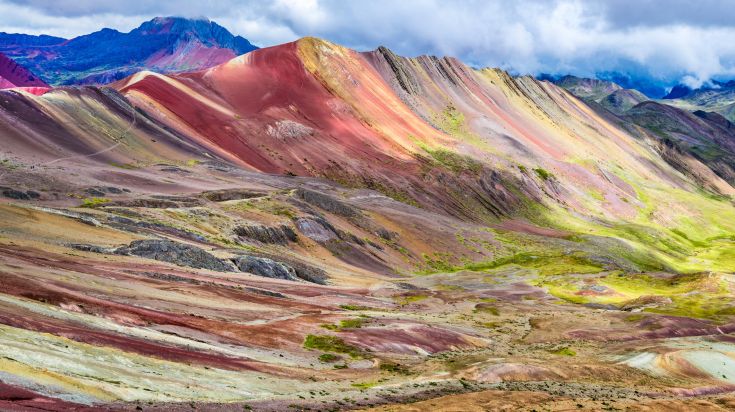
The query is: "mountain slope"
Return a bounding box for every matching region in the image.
[0,52,48,88]
[599,88,649,114]
[662,81,735,122]
[623,101,735,186]
[0,17,258,85]
[116,38,534,222]
[117,38,735,273]
[549,75,649,115]
[553,75,622,101]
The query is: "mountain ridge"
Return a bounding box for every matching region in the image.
[0,16,258,85]
[0,51,48,88]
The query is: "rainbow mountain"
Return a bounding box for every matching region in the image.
[1,21,735,411]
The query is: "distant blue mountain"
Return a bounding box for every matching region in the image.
[594,71,670,99]
[0,17,258,85]
[663,84,692,99]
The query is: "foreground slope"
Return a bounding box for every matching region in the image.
[1,37,735,410]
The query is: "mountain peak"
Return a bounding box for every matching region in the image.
[136,16,212,35]
[0,17,258,85]
[552,75,622,102]
[663,84,692,99]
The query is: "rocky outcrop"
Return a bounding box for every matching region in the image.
[110,195,202,208]
[266,120,315,140]
[115,239,235,272]
[233,255,299,281]
[84,186,129,197]
[295,188,359,218]
[1,187,40,200]
[202,189,267,202]
[233,224,297,245]
[281,259,328,284]
[105,216,208,243]
[71,238,327,282]
[69,244,114,253]
[295,217,339,243]
[232,254,328,284]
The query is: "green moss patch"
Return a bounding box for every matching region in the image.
[474,304,500,316]
[318,353,341,363]
[550,347,576,356]
[321,318,369,331]
[396,294,429,305]
[79,197,110,208]
[339,304,372,311]
[533,167,553,181]
[303,334,365,358]
[425,148,482,174]
[379,361,410,374]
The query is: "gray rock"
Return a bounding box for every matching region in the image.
[295,217,339,243]
[84,186,125,196]
[234,224,297,245]
[106,216,208,242]
[375,228,398,241]
[84,187,106,197]
[69,244,113,253]
[233,255,299,281]
[295,188,358,218]
[111,198,180,208]
[1,188,31,200]
[202,189,267,202]
[280,258,328,284]
[114,239,235,272]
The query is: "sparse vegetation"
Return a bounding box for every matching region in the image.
[0,158,20,170]
[420,252,456,273]
[379,361,410,374]
[339,304,372,311]
[321,318,368,331]
[318,353,340,363]
[425,148,483,174]
[396,294,428,305]
[551,347,576,356]
[533,167,553,181]
[303,334,365,358]
[109,162,138,169]
[474,305,499,316]
[79,197,110,208]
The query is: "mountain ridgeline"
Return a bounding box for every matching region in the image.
[0,17,258,85]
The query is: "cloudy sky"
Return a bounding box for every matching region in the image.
[1,0,734,89]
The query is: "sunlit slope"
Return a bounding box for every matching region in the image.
[0,87,214,167]
[117,39,532,220]
[116,37,735,273]
[363,45,735,273]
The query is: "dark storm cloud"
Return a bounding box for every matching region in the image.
[1,0,734,87]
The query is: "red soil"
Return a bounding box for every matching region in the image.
[0,53,48,88]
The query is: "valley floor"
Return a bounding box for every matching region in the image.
[1,159,735,411]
